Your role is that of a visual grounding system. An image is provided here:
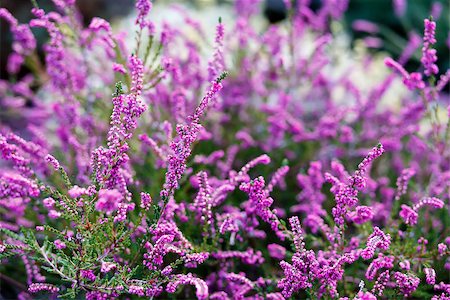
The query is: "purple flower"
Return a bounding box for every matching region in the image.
[143,235,174,270]
[95,189,123,213]
[354,291,377,300]
[160,80,224,199]
[394,272,420,297]
[393,0,406,17]
[112,63,127,74]
[166,273,208,300]
[100,262,116,273]
[352,20,379,33]
[80,269,96,281]
[92,55,147,193]
[268,243,286,260]
[385,58,425,90]
[45,154,60,171]
[0,8,36,74]
[400,197,444,225]
[208,18,225,81]
[54,239,66,250]
[424,267,436,285]
[372,270,390,296]
[240,176,282,236]
[365,254,394,280]
[212,248,264,265]
[394,168,415,201]
[361,227,391,260]
[28,283,59,294]
[140,192,152,210]
[399,204,418,225]
[350,206,374,224]
[438,243,448,256]
[135,0,152,29]
[421,18,439,76]
[88,17,115,58]
[184,252,209,268]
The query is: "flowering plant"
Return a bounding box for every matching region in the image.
[0,0,449,299]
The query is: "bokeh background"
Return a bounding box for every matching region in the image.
[1,0,449,81]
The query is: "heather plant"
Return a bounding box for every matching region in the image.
[0,0,449,299]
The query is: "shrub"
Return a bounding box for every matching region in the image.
[0,1,449,299]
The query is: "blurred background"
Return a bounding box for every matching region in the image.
[1,0,449,80]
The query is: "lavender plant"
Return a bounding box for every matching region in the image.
[0,0,449,299]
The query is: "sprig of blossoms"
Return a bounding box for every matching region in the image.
[160,75,226,200]
[399,197,444,225]
[361,227,391,260]
[421,18,438,76]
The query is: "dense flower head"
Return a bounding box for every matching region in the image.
[136,0,152,29]
[399,204,419,225]
[372,270,390,296]
[350,205,374,224]
[354,291,377,300]
[421,18,438,76]
[425,267,436,285]
[95,189,123,213]
[361,227,391,260]
[365,254,394,280]
[394,272,420,297]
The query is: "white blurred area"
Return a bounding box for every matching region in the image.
[116,0,448,131]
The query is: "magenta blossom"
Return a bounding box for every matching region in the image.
[95,189,123,213]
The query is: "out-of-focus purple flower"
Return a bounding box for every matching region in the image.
[54,239,66,250]
[385,58,425,90]
[100,261,116,273]
[421,18,439,76]
[135,0,152,29]
[395,168,415,201]
[113,63,127,74]
[354,291,377,300]
[399,204,418,225]
[352,20,379,33]
[268,244,286,260]
[95,189,123,213]
[393,0,406,17]
[350,206,374,224]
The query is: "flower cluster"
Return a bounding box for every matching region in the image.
[0,1,449,299]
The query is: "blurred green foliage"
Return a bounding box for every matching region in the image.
[344,0,449,74]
